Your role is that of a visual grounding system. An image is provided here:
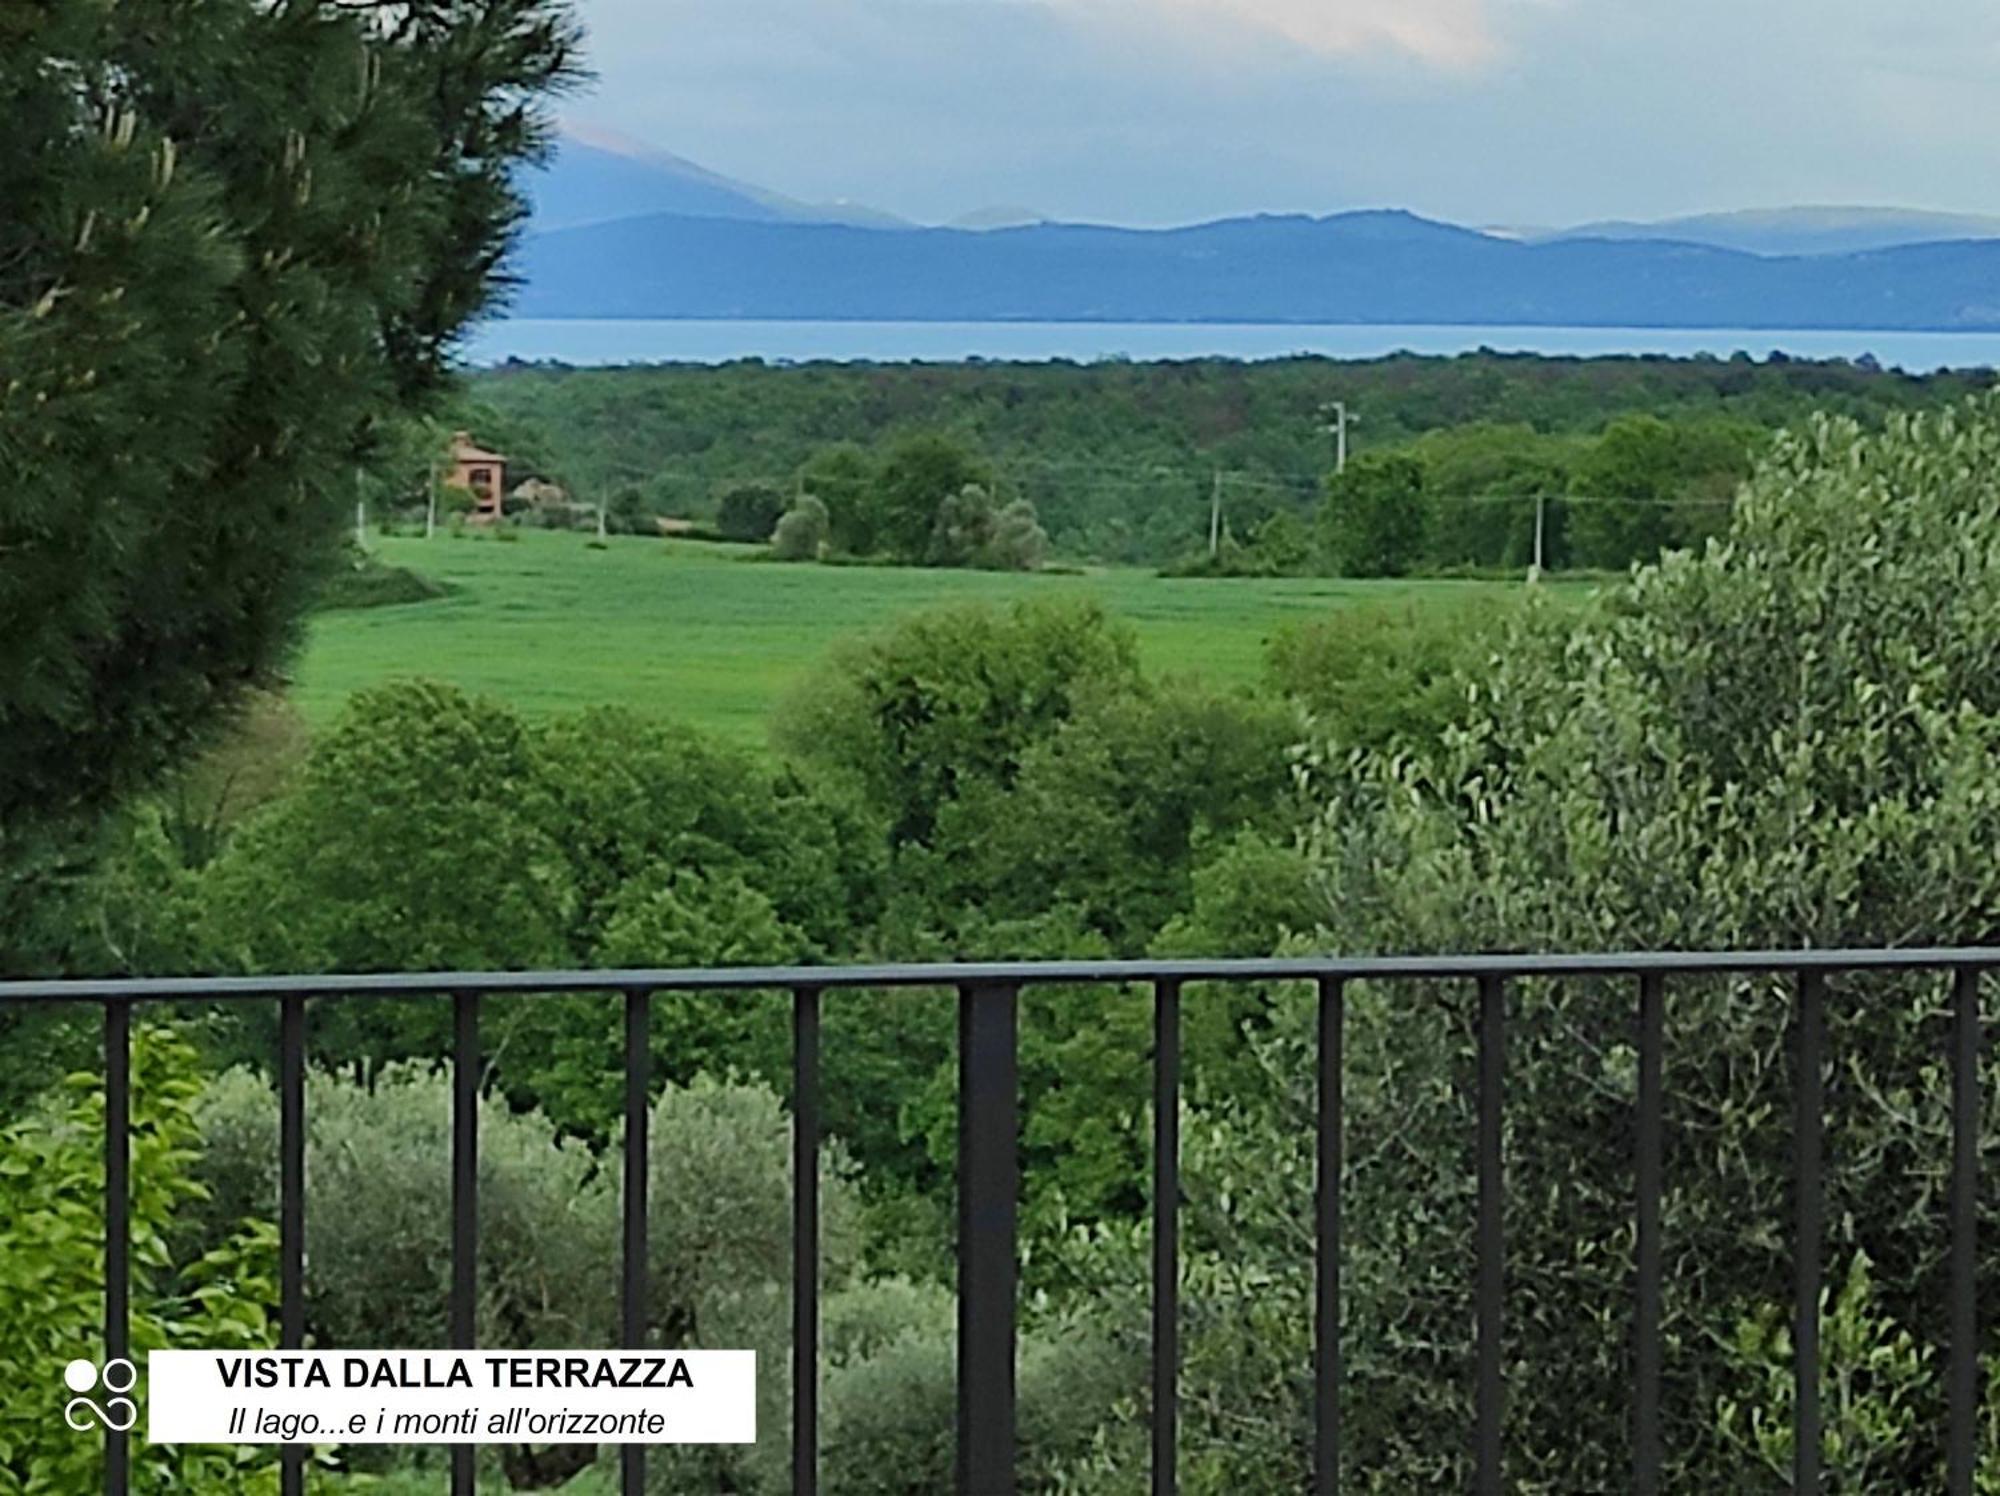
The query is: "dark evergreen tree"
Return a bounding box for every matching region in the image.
[0,0,582,966]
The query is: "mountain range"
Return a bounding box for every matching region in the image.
[510,131,2000,331]
[523,125,907,232]
[1513,206,2000,258]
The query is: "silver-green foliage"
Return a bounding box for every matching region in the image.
[1278,396,2000,1488]
[1716,1250,2000,1491]
[772,495,830,561]
[197,1067,865,1488]
[196,1065,1130,1492]
[196,1067,862,1346]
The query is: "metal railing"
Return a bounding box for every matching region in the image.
[1,948,1990,1495]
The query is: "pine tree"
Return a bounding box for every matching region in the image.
[0,0,582,956]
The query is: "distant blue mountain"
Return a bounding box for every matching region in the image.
[523,129,906,233]
[510,207,2000,331]
[1527,206,2000,258]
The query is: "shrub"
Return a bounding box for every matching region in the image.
[772,495,830,561]
[982,497,1051,571]
[196,1070,865,1492]
[195,1063,614,1354]
[312,549,447,612]
[1264,592,1518,752]
[1026,1100,1327,1494]
[815,1279,1136,1495]
[606,485,652,535]
[0,1029,282,1492]
[716,483,789,543]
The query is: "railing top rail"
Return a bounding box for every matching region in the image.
[2,946,1997,1003]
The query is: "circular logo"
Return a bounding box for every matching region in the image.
[63,1358,138,1433]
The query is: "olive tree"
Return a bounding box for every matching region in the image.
[195,1067,865,1491]
[1279,397,2000,1489]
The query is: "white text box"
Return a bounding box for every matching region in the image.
[145,1351,756,1444]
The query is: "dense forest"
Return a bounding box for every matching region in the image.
[456,351,1995,566]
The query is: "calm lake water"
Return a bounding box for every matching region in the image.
[461,318,2000,372]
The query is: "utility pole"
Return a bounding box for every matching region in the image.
[597,498,608,542]
[1320,401,1356,474]
[1209,470,1223,556]
[354,468,366,551]
[1530,494,1545,584]
[425,455,439,540]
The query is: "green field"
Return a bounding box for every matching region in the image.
[294,531,1550,744]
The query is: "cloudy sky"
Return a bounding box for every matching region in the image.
[567,0,2000,228]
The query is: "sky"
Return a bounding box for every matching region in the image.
[566,0,2000,228]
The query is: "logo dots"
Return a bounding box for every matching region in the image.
[63,1358,138,1433]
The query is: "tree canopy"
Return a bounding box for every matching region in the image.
[0,0,581,918]
[1283,393,2000,1487]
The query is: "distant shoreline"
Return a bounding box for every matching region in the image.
[462,318,2000,373]
[480,313,2000,333]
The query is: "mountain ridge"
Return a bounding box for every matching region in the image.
[510,206,2000,331]
[526,128,907,232]
[513,135,2000,331]
[1511,205,2000,257]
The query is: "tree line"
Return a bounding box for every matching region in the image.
[457,404,1810,579]
[456,351,1993,567]
[719,432,1050,570]
[1191,411,1762,577]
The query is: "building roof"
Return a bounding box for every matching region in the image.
[449,431,508,465]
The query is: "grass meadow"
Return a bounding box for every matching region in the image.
[293,530,1555,744]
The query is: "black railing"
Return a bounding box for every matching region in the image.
[0,948,1989,1495]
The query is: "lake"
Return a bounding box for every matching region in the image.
[461,318,2000,372]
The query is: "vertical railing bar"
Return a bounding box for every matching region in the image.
[957,982,1019,1494]
[1314,976,1344,1496]
[1153,978,1181,1496]
[1947,967,1981,1496]
[622,989,651,1496]
[1793,969,1826,1496]
[279,994,307,1496]
[451,990,480,1496]
[104,998,130,1496]
[1475,974,1505,1496]
[794,986,822,1496]
[1633,971,1665,1496]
